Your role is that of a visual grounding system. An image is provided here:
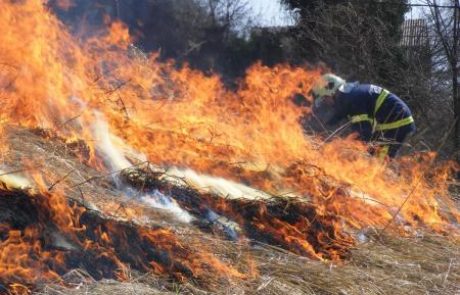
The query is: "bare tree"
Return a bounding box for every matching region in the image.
[425,0,460,158]
[204,0,251,39]
[288,1,408,85]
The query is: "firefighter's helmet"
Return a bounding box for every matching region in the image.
[311,74,346,101]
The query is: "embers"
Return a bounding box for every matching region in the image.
[0,188,240,292]
[207,198,355,260]
[119,167,355,260]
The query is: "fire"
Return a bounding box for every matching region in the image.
[0,168,247,292]
[0,0,459,292]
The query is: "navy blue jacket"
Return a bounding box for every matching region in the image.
[328,83,413,141]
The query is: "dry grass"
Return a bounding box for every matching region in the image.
[36,234,459,295]
[2,126,459,295]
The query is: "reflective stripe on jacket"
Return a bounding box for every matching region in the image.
[328,83,414,141]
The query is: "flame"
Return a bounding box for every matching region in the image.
[0,167,247,292]
[0,0,459,291]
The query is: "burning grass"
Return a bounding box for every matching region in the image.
[0,182,249,292]
[0,126,458,295]
[0,0,459,293]
[121,167,355,260]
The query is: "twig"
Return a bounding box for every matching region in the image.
[104,79,131,96]
[70,161,149,189]
[256,277,275,292]
[178,40,207,59]
[0,166,43,177]
[377,177,423,237]
[442,258,455,286]
[322,121,353,144]
[251,240,298,257]
[59,112,84,129]
[77,186,86,204]
[118,95,130,121]
[48,169,76,191]
[310,111,330,134]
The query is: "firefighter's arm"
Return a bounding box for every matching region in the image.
[326,106,348,126]
[324,93,348,126]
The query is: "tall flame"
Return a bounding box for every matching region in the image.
[0,0,459,289]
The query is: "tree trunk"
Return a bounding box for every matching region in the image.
[453,67,460,160]
[449,0,460,161]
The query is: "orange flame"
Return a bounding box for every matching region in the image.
[0,0,459,290]
[0,166,248,292]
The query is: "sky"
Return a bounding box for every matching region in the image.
[249,0,294,26]
[249,0,429,27]
[405,0,426,19]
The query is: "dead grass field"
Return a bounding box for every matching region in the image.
[1,126,459,295]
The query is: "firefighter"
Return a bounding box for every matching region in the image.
[312,73,416,159]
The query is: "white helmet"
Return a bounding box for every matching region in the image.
[312,73,346,101]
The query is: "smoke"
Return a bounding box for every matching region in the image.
[141,190,193,223]
[93,113,132,173]
[91,117,274,225]
[92,114,193,223]
[162,167,273,201]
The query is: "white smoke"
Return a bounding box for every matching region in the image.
[93,113,132,172]
[140,190,193,223]
[92,114,193,223]
[161,167,273,201]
